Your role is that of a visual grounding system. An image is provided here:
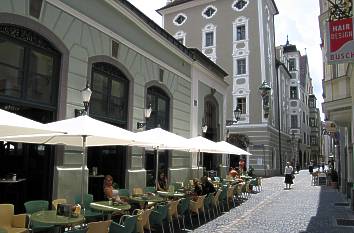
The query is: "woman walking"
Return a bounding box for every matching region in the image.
[284,162,294,189]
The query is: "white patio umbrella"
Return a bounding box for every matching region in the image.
[215,141,252,156]
[2,115,138,207]
[185,136,225,174]
[216,141,252,169]
[133,127,192,189]
[0,109,63,137]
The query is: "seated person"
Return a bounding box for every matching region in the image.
[103,175,126,204]
[192,178,203,196]
[201,175,216,195]
[229,167,239,178]
[156,172,168,191]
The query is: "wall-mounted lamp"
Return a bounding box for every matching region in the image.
[259,81,271,117]
[75,82,92,117]
[137,104,152,129]
[201,118,208,134]
[226,108,241,126]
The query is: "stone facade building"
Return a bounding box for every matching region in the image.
[0,0,228,211]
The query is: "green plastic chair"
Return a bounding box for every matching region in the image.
[118,189,130,197]
[74,194,103,221]
[24,200,55,232]
[219,186,228,212]
[109,215,137,233]
[143,186,156,193]
[149,204,168,233]
[203,193,213,221]
[177,198,190,229]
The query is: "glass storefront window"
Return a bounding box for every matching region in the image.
[0,28,59,106]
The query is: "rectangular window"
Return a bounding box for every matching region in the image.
[205,32,214,47]
[290,86,298,99]
[303,112,305,123]
[237,58,246,75]
[310,117,316,127]
[237,97,246,114]
[291,115,298,128]
[236,25,246,40]
[309,99,315,108]
[310,136,317,145]
[289,58,296,71]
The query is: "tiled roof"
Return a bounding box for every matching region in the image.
[157,0,193,12]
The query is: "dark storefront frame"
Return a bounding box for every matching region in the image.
[87,62,129,199]
[145,86,170,186]
[0,24,60,212]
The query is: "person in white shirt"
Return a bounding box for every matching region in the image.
[284,162,294,189]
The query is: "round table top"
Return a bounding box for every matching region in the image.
[156,191,185,198]
[90,201,131,212]
[129,195,164,203]
[31,210,84,226]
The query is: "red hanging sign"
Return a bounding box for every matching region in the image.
[329,17,353,52]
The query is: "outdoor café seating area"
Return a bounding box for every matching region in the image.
[0,109,257,233]
[0,175,263,233]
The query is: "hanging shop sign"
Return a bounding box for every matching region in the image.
[325,0,354,64]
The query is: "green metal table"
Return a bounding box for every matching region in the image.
[90,201,131,220]
[30,210,84,233]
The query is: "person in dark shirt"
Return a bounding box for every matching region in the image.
[192,178,203,196]
[201,175,216,195]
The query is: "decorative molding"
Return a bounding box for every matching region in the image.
[202,23,217,61]
[173,13,187,26]
[174,30,186,45]
[0,24,56,52]
[232,0,249,12]
[202,5,217,19]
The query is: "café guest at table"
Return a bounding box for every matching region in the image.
[156,172,168,191]
[103,175,125,203]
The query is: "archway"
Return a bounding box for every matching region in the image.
[145,85,170,186]
[87,62,129,199]
[203,95,219,173]
[0,24,61,212]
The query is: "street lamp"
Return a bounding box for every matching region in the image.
[201,118,208,134]
[259,81,271,117]
[80,82,92,210]
[226,108,241,126]
[81,83,92,114]
[137,104,152,129]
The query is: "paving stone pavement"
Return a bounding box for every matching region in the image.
[190,170,354,233]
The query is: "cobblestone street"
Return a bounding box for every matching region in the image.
[190,170,354,233]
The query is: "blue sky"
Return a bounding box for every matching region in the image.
[128,0,324,118]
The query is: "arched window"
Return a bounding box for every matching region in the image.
[88,62,129,191]
[0,24,60,107]
[90,62,129,126]
[146,86,170,130]
[145,86,170,186]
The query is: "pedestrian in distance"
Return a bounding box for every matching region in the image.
[284,162,294,190]
[308,160,314,174]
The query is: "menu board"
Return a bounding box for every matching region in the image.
[318,176,327,186]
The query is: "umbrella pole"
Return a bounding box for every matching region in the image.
[197,150,200,177]
[81,136,87,211]
[155,147,159,190]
